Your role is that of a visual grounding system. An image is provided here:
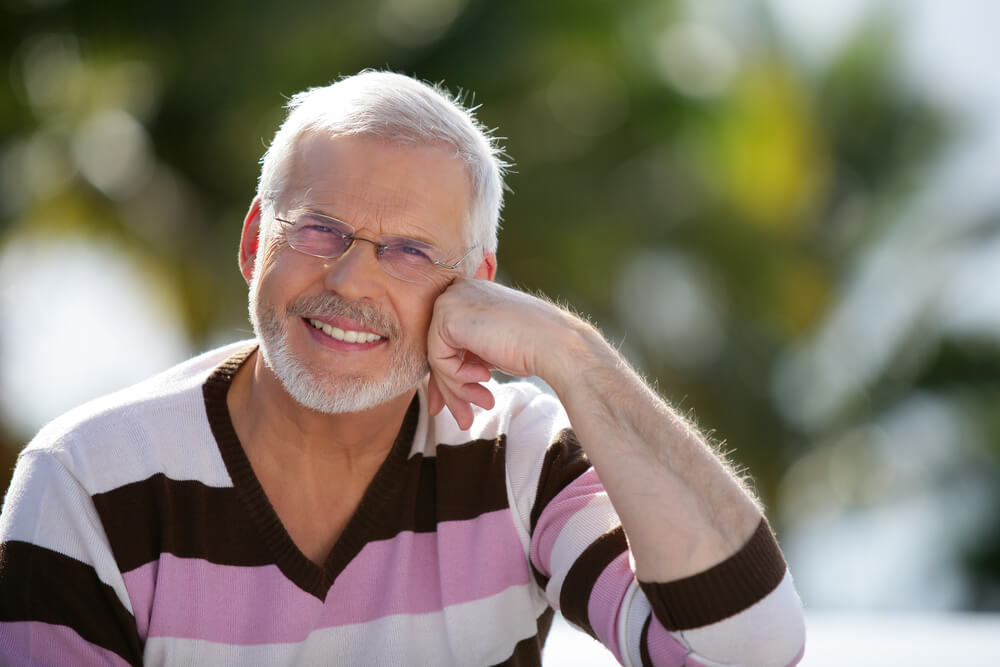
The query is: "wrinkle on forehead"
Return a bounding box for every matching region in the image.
[282,134,473,247]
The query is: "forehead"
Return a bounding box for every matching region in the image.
[284,133,472,242]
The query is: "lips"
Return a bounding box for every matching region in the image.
[286,292,397,343]
[306,318,383,343]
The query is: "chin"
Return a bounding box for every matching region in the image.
[250,288,428,414]
[261,328,428,415]
[285,370,420,415]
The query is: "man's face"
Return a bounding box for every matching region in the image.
[247,133,475,414]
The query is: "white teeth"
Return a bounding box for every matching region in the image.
[308,319,382,344]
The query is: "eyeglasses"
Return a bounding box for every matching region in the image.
[274,211,478,284]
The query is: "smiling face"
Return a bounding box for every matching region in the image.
[243,133,479,414]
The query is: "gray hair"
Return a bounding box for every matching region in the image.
[256,70,508,255]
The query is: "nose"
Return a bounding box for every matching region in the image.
[349,235,385,258]
[322,237,386,298]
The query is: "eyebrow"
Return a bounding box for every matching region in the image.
[298,207,443,249]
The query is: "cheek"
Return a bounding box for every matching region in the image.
[254,246,318,301]
[259,237,298,279]
[394,289,439,343]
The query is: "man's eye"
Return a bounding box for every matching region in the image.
[390,243,432,262]
[304,224,337,234]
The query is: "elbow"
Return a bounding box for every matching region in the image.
[683,571,806,667]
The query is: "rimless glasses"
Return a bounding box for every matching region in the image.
[274,211,478,284]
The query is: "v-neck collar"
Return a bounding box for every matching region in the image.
[201,343,420,600]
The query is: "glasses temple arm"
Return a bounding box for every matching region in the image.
[433,245,479,270]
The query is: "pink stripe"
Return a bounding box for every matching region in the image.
[529,468,601,576]
[0,621,130,667]
[585,551,632,662]
[122,509,530,644]
[646,616,689,666]
[124,559,157,639]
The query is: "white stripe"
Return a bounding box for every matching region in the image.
[0,450,133,614]
[141,583,546,666]
[622,584,652,667]
[620,571,805,667]
[543,494,622,607]
[504,389,572,524]
[680,571,805,667]
[22,343,245,494]
[619,579,647,667]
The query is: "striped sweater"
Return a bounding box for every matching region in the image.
[0,342,804,666]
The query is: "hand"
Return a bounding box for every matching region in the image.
[425,278,576,429]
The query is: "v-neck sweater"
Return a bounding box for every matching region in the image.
[0,341,804,666]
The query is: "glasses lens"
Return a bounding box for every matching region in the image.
[379,236,440,283]
[288,214,353,258]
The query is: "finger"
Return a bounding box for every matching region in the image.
[427,374,445,415]
[459,382,495,410]
[461,351,491,370]
[430,348,467,378]
[455,362,491,383]
[433,361,492,406]
[436,377,495,430]
[440,383,474,430]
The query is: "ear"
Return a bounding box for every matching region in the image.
[239,197,263,285]
[473,252,497,281]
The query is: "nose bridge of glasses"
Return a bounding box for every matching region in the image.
[348,234,387,257]
[327,233,404,284]
[319,235,388,295]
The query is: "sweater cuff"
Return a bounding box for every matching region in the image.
[638,518,787,631]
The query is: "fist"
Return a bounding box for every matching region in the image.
[425,278,577,428]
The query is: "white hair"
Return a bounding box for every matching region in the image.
[257,70,508,256]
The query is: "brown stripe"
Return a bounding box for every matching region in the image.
[491,607,553,666]
[324,434,512,595]
[529,560,550,592]
[201,347,513,599]
[559,526,628,640]
[91,439,513,580]
[529,428,591,534]
[0,540,143,666]
[638,614,654,667]
[92,475,271,573]
[524,428,590,591]
[427,435,511,523]
[639,518,787,630]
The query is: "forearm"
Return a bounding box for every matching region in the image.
[428,280,803,662]
[541,317,763,583]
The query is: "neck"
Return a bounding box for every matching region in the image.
[228,349,417,471]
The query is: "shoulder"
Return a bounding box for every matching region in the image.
[18,340,252,493]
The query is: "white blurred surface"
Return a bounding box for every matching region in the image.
[544,611,1000,666]
[0,235,192,438]
[798,611,1000,667]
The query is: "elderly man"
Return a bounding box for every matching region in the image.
[0,71,804,666]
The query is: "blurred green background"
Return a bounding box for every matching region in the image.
[2,0,999,614]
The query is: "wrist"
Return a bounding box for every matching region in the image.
[540,313,617,398]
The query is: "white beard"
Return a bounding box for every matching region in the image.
[248,270,428,414]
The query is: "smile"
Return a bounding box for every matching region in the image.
[307,319,383,344]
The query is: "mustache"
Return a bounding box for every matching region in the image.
[286,293,399,339]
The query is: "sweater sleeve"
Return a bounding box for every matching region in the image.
[504,388,805,666]
[0,449,143,667]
